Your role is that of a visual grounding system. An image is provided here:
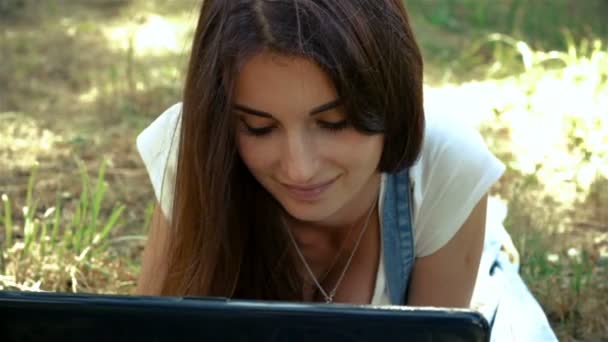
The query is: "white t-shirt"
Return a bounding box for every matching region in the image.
[136,103,505,305]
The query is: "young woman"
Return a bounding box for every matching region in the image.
[135,1,556,340]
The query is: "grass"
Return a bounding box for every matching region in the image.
[0,0,607,340]
[0,160,137,293]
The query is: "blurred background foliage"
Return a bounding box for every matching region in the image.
[0,0,607,340]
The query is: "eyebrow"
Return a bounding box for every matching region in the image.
[234,99,341,118]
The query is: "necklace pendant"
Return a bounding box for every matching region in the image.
[325,296,333,304]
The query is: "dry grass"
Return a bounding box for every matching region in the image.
[0,161,138,294]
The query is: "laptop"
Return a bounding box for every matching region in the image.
[0,290,489,342]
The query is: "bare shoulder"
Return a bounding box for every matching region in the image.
[406,194,487,308]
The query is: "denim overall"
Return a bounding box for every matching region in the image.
[380,168,558,341]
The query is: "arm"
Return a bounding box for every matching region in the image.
[406,194,487,308]
[136,204,171,295]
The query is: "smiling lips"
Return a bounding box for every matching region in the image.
[281,177,337,202]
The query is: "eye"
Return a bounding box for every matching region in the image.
[239,118,275,136]
[318,119,350,132]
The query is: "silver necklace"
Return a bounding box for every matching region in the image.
[286,198,377,304]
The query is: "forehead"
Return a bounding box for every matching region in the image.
[234,51,338,115]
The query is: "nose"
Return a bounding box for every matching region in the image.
[281,132,318,185]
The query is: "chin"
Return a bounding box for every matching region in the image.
[280,199,335,223]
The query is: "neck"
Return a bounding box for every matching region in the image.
[287,172,382,265]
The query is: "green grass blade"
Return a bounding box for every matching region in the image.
[99,205,125,243]
[76,159,93,249]
[90,160,108,242]
[76,207,87,253]
[2,194,12,248]
[26,199,39,224]
[92,205,125,256]
[39,221,48,259]
[25,164,38,210]
[23,219,39,256]
[72,203,83,252]
[23,164,39,255]
[142,201,155,234]
[64,209,74,247]
[51,200,62,244]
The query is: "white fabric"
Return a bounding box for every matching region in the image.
[407,112,505,257]
[370,205,391,305]
[370,174,390,306]
[370,249,391,305]
[136,103,505,305]
[136,103,182,218]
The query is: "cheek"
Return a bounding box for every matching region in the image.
[330,133,384,169]
[236,135,277,173]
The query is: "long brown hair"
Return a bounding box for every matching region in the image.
[160,0,425,300]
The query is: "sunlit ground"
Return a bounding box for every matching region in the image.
[0,2,607,340]
[426,42,608,204]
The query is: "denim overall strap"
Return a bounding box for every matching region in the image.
[381,169,415,305]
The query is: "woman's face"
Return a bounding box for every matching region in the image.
[235,51,383,225]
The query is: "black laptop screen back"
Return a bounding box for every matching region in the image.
[0,291,490,342]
